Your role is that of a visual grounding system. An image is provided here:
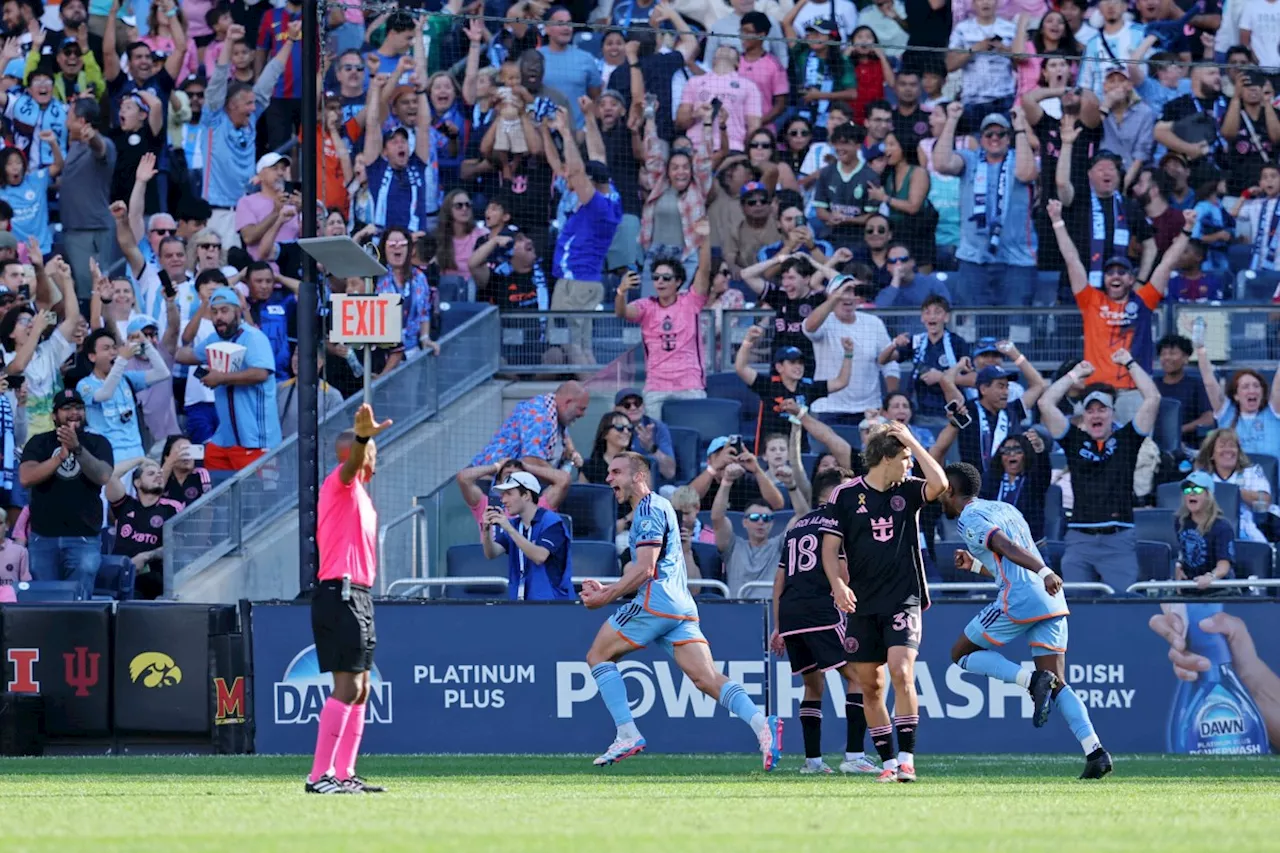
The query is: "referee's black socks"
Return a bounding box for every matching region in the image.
[799,700,823,759]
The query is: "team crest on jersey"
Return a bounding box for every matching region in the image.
[890,495,906,512]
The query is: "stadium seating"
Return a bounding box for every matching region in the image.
[1233,540,1274,583]
[444,544,509,599]
[704,371,760,436]
[1133,508,1178,555]
[16,581,81,602]
[1043,485,1065,542]
[1155,481,1240,535]
[1249,453,1278,497]
[1137,540,1174,583]
[570,541,621,580]
[662,398,743,449]
[667,426,701,485]
[561,484,618,543]
[690,542,723,583]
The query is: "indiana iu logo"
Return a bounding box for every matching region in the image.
[871,516,895,543]
[64,647,101,697]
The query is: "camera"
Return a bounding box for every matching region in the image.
[728,434,745,454]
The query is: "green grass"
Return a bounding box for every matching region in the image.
[0,754,1278,852]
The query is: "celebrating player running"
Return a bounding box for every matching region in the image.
[940,462,1113,779]
[821,421,947,782]
[580,452,782,770]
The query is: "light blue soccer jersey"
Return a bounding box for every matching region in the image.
[628,493,698,619]
[957,499,1067,621]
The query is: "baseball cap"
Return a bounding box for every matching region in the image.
[387,126,411,141]
[740,180,769,200]
[600,88,625,105]
[1159,150,1188,169]
[973,337,1001,357]
[774,345,804,363]
[614,387,643,406]
[208,287,240,308]
[495,471,542,495]
[126,315,159,335]
[255,152,291,173]
[1083,390,1115,410]
[1103,255,1134,273]
[804,16,833,32]
[0,232,18,252]
[977,365,1017,386]
[585,160,612,185]
[53,388,85,410]
[980,113,1011,131]
[1181,471,1215,492]
[706,436,731,459]
[121,14,137,27]
[1103,63,1129,78]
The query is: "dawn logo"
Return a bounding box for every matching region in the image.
[273,645,393,725]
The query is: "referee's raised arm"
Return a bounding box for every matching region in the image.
[338,404,393,485]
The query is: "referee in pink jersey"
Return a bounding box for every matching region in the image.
[305,403,391,795]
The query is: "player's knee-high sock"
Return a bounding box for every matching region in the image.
[1054,685,1103,755]
[893,715,918,766]
[309,697,353,782]
[719,681,768,736]
[868,724,896,769]
[333,702,366,781]
[957,650,1032,688]
[845,692,867,759]
[799,699,823,759]
[591,662,640,740]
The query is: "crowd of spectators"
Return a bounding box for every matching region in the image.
[4,0,1280,604]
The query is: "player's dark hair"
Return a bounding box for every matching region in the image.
[812,467,853,504]
[922,294,950,313]
[862,428,906,469]
[1157,333,1193,356]
[778,255,815,279]
[945,462,983,499]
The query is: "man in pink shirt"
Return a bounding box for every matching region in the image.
[614,239,712,420]
[307,403,390,796]
[677,44,763,152]
[738,12,789,128]
[234,153,301,262]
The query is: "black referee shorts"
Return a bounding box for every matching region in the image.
[311,581,376,674]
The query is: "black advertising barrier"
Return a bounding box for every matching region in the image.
[211,629,250,753]
[113,603,236,735]
[0,603,111,736]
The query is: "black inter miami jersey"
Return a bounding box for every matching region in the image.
[823,475,930,613]
[777,506,844,632]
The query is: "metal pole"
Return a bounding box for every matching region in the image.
[297,0,320,595]
[362,276,373,404]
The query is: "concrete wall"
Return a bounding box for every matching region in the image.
[174,380,507,603]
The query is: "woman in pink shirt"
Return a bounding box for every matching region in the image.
[143,0,198,82]
[433,188,488,288]
[615,219,715,420]
[1012,10,1082,97]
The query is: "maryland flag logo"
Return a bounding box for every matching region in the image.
[129,652,183,688]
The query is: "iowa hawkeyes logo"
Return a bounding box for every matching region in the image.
[129,652,183,688]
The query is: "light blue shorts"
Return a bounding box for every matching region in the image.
[964,603,1068,657]
[608,602,706,656]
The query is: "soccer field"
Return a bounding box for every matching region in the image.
[1,755,1278,852]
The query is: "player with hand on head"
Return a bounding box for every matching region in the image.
[770,466,882,775]
[821,421,947,782]
[940,462,1113,780]
[306,403,392,795]
[580,451,782,770]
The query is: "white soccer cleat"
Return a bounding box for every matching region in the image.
[799,761,835,775]
[838,756,881,775]
[593,736,646,766]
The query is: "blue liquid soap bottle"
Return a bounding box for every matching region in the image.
[1166,603,1271,755]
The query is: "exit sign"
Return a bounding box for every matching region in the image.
[329,293,403,345]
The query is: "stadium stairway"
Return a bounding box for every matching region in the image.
[174,380,507,603]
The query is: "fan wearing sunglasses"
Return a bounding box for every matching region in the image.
[723,181,783,272]
[1174,471,1236,594]
[712,439,787,601]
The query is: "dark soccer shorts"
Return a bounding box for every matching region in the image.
[311,581,376,673]
[783,626,848,675]
[844,603,922,663]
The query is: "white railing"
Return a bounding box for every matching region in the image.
[386,576,510,598]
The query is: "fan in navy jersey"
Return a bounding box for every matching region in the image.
[821,421,947,783]
[769,466,882,776]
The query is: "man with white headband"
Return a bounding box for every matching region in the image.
[1037,349,1162,592]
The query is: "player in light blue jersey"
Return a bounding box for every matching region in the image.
[940,463,1113,780]
[579,452,782,769]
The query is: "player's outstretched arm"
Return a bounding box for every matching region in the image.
[988,529,1061,595]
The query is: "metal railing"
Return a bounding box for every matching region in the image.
[386,576,510,598]
[1127,579,1280,595]
[1166,303,1280,368]
[162,305,500,595]
[377,506,427,596]
[739,580,1118,598]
